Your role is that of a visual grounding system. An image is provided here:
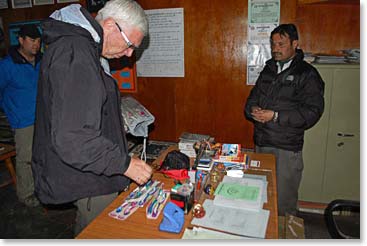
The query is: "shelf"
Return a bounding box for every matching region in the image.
[298,0,359,4]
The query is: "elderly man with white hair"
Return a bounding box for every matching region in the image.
[32,0,153,235]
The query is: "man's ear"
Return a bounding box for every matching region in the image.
[101,18,117,34]
[18,36,24,46]
[292,40,299,50]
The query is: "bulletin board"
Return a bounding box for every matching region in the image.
[109,55,137,93]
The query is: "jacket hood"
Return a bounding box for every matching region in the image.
[42,4,103,53]
[292,48,305,62]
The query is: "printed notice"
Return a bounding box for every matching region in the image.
[136,8,184,77]
[249,0,280,24]
[246,0,279,85]
[248,23,277,44]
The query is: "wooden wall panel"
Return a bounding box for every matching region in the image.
[0,0,359,148]
[134,0,297,148]
[131,0,184,142]
[176,0,249,145]
[126,78,177,141]
[295,1,360,55]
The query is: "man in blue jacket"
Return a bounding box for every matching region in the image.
[0,24,42,207]
[245,24,324,216]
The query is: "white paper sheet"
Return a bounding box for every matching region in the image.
[136,8,184,77]
[191,199,270,238]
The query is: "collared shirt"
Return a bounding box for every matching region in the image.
[276,59,293,74]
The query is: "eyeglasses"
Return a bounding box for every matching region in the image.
[115,22,138,50]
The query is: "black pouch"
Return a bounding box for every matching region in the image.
[160,150,190,170]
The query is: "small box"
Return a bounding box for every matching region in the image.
[170,190,194,214]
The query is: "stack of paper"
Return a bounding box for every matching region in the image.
[314,55,346,64]
[243,173,268,203]
[191,174,270,238]
[191,200,270,238]
[304,53,316,64]
[213,175,265,212]
[182,227,251,239]
[343,48,360,63]
[178,132,210,158]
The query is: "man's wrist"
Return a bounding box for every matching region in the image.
[272,111,279,122]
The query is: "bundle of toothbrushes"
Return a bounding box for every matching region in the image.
[109,180,169,220]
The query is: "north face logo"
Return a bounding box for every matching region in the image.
[286,75,294,81]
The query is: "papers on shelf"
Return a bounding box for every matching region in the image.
[191,199,270,238]
[313,55,346,64]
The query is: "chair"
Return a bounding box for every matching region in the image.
[324,199,360,239]
[0,143,16,188]
[0,110,15,145]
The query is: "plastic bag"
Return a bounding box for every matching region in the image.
[120,96,155,138]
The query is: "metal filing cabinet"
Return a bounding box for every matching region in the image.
[299,64,360,203]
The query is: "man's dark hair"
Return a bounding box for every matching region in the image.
[271,24,299,42]
[18,24,41,39]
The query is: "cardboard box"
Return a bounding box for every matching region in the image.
[278,214,305,239]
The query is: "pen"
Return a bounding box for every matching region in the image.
[197,173,202,190]
[245,155,250,169]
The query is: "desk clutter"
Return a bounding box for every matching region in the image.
[127,138,176,166]
[110,132,269,238]
[109,180,170,221]
[159,202,185,233]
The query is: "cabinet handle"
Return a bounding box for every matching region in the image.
[337,132,355,137]
[337,142,344,147]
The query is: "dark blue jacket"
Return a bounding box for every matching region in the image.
[0,46,41,128]
[245,49,325,151]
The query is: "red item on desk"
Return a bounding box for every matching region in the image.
[160,169,189,180]
[170,199,184,208]
[196,174,202,190]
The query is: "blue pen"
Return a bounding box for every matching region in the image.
[245,155,250,168]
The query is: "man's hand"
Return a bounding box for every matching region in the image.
[251,106,262,113]
[251,108,275,123]
[124,157,153,185]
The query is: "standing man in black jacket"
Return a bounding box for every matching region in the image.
[32,0,152,235]
[245,24,324,216]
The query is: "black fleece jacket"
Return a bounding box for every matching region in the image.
[245,49,325,151]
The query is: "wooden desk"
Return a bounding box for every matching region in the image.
[76,151,278,239]
[0,143,16,188]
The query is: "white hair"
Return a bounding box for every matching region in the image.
[95,0,148,36]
